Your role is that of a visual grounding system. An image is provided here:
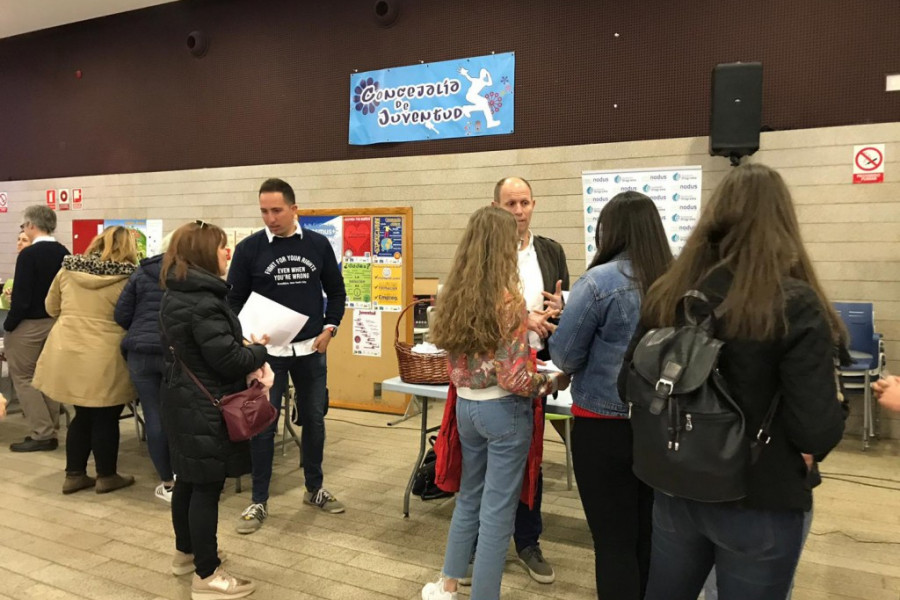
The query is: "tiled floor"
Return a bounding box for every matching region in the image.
[1,404,898,600]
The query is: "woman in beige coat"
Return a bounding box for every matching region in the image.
[34,226,139,494]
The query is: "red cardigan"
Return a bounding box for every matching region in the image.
[434,382,545,509]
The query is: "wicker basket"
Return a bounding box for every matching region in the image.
[395,300,449,385]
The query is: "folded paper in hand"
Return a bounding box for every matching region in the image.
[537,360,563,373]
[238,292,309,347]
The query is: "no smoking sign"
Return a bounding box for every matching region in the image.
[853,144,885,184]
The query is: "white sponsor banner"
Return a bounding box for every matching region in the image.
[582,166,702,265]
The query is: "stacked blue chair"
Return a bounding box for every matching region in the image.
[833,302,884,450]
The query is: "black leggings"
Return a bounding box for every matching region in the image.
[572,417,654,600]
[172,479,224,578]
[65,404,124,476]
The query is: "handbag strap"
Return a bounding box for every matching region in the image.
[755,392,781,446]
[750,392,782,465]
[159,314,220,407]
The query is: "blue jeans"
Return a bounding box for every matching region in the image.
[702,506,813,600]
[250,352,327,504]
[646,492,804,600]
[442,396,533,600]
[127,351,173,482]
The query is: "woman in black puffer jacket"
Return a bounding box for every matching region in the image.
[159,221,266,599]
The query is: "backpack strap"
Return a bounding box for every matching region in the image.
[678,290,726,333]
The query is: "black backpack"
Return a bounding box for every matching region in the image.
[412,436,455,501]
[625,291,778,503]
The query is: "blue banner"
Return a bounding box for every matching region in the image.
[349,52,515,145]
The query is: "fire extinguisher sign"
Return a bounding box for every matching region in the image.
[58,189,71,211]
[46,189,57,210]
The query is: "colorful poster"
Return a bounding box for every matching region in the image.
[349,52,515,145]
[373,216,403,264]
[343,262,373,309]
[343,216,372,262]
[582,167,703,263]
[300,216,343,266]
[104,219,148,259]
[146,219,164,257]
[352,310,382,357]
[372,265,403,311]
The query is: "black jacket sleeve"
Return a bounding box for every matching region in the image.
[778,287,846,456]
[4,251,34,332]
[320,239,347,327]
[114,270,139,329]
[557,245,570,292]
[226,239,253,316]
[192,299,267,380]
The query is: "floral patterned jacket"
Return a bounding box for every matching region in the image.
[448,307,555,399]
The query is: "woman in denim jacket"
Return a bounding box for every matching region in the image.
[549,192,672,600]
[422,207,569,600]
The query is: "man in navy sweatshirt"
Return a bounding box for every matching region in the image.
[5,205,70,452]
[228,178,347,534]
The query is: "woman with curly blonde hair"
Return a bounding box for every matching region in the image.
[422,207,569,600]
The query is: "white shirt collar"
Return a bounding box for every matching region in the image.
[30,235,56,244]
[518,230,535,254]
[264,222,303,243]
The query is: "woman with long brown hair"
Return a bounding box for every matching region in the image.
[160,221,267,599]
[422,207,569,600]
[34,226,139,494]
[624,164,846,600]
[550,191,672,600]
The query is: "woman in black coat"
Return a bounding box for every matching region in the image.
[159,221,267,599]
[623,164,846,600]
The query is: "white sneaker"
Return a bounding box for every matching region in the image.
[421,577,457,600]
[155,483,173,503]
[191,567,255,599]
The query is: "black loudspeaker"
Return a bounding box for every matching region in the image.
[186,31,209,58]
[373,0,401,27]
[709,62,763,163]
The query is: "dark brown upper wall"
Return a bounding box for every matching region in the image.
[1,0,897,180]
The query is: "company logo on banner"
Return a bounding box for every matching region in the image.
[582,166,703,264]
[349,52,515,145]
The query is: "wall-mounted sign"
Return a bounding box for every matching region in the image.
[46,190,56,210]
[349,52,515,145]
[853,144,885,184]
[73,188,83,210]
[0,192,7,214]
[582,166,703,263]
[58,189,71,211]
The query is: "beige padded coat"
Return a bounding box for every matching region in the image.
[34,254,137,407]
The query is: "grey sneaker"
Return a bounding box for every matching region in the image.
[304,488,345,514]
[517,546,555,583]
[235,503,267,534]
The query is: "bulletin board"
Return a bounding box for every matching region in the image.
[295,207,415,415]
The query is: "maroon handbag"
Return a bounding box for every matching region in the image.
[178,366,277,442]
[161,319,278,442]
